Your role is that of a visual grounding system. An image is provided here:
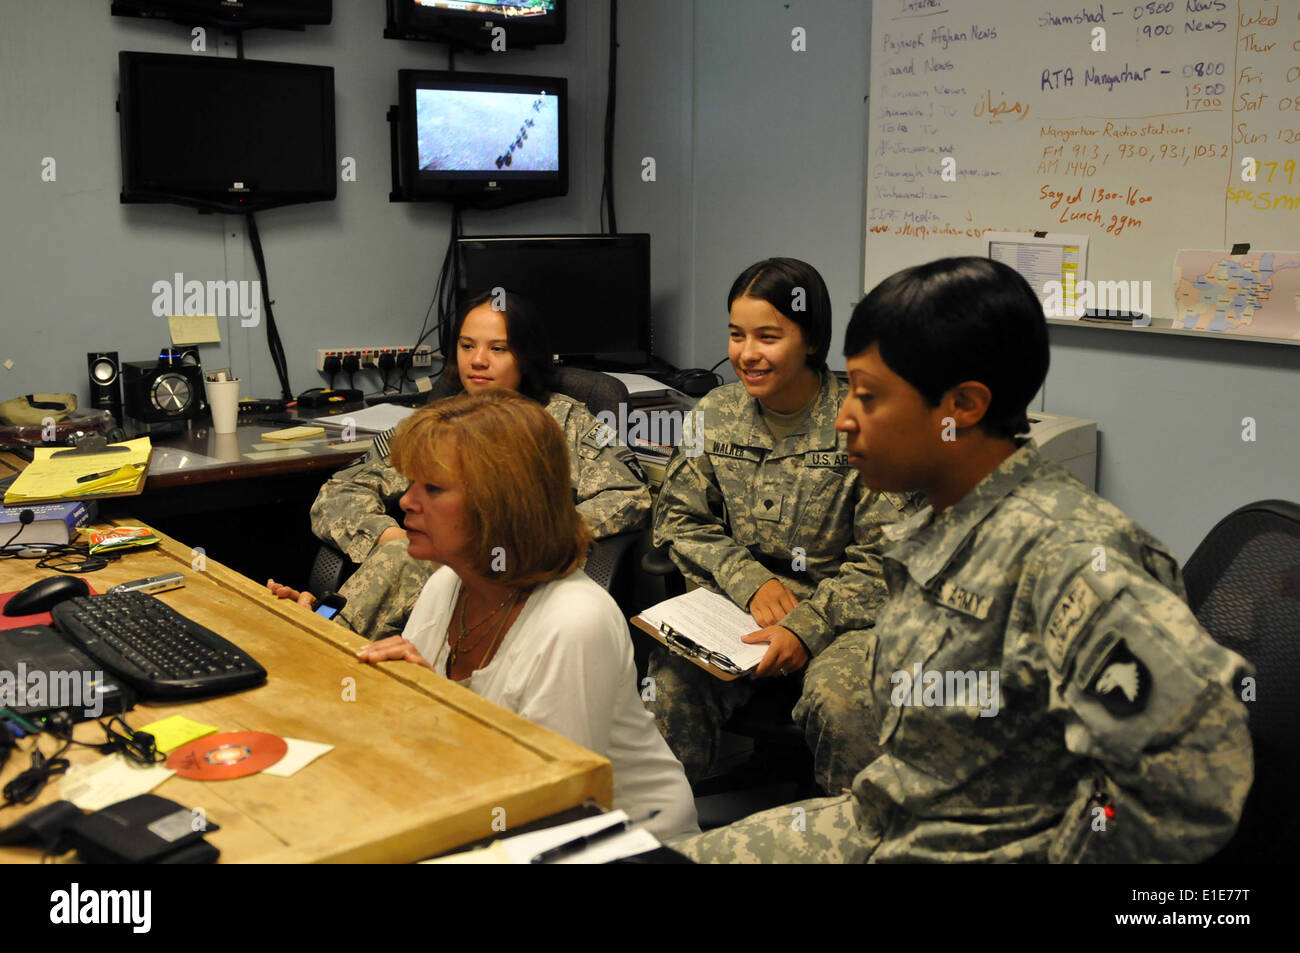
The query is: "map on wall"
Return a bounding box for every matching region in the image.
[1174,250,1300,340]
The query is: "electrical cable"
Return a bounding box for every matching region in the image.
[599,0,619,234]
[1,509,34,550]
[2,739,71,807]
[245,212,295,402]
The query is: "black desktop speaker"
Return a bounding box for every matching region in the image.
[123,359,204,424]
[87,352,124,426]
[159,346,201,369]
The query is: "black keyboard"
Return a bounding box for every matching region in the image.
[51,592,266,699]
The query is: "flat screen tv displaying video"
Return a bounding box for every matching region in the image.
[385,0,564,50]
[393,70,566,209]
[118,52,336,214]
[111,0,332,30]
[456,234,651,364]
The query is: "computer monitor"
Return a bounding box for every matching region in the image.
[393,70,567,210]
[385,0,565,50]
[455,234,652,365]
[111,0,332,30]
[118,52,336,214]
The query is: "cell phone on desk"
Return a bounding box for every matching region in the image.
[312,591,347,620]
[108,572,185,596]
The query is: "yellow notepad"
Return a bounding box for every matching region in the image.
[262,425,326,442]
[3,437,152,505]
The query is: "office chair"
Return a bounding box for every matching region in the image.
[307,369,641,607]
[1182,499,1300,864]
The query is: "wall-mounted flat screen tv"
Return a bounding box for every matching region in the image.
[111,0,332,30]
[119,52,337,214]
[392,69,566,209]
[385,0,564,49]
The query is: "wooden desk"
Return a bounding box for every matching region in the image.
[0,523,612,863]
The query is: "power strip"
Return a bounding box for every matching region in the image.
[316,346,437,372]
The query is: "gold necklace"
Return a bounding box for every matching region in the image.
[474,595,521,672]
[447,588,518,672]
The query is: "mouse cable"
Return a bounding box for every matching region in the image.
[44,713,163,767]
[1,737,72,808]
[1,509,34,550]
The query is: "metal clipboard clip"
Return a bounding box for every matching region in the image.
[658,621,743,676]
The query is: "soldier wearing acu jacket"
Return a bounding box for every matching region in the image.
[676,257,1253,863]
[300,290,650,641]
[648,257,918,788]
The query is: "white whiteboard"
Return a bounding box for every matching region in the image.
[864,0,1300,336]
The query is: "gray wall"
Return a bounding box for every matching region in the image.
[4,0,1297,561]
[1,0,613,400]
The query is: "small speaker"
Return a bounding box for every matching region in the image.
[159,346,201,368]
[87,352,123,426]
[123,360,204,424]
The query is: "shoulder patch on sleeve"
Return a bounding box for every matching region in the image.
[580,421,618,451]
[1045,573,1104,672]
[1080,636,1151,717]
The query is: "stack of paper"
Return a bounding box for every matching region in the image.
[3,438,152,505]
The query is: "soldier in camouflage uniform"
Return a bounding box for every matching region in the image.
[307,291,651,640]
[648,258,917,787]
[675,257,1252,862]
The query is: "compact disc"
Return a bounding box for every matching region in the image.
[167,731,288,780]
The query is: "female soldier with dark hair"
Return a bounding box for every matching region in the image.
[286,289,651,639]
[647,257,917,789]
[679,256,1250,863]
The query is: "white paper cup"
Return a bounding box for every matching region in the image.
[205,378,241,434]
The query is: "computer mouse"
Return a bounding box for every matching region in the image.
[3,576,90,616]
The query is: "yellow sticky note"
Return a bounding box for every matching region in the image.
[138,715,219,754]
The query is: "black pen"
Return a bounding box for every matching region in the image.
[529,811,660,864]
[76,467,121,483]
[76,462,142,484]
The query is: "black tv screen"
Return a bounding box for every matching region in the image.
[394,70,566,209]
[111,0,332,30]
[119,52,336,214]
[456,235,652,362]
[386,0,564,49]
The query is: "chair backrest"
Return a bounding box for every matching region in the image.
[420,367,628,420]
[553,367,629,419]
[1182,499,1300,862]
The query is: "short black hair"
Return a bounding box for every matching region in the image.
[447,289,555,404]
[844,257,1049,439]
[727,258,832,369]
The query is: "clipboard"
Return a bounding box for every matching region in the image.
[3,438,153,505]
[630,616,749,681]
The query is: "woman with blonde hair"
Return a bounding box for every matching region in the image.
[356,389,698,842]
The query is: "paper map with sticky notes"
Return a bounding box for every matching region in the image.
[1174,250,1300,341]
